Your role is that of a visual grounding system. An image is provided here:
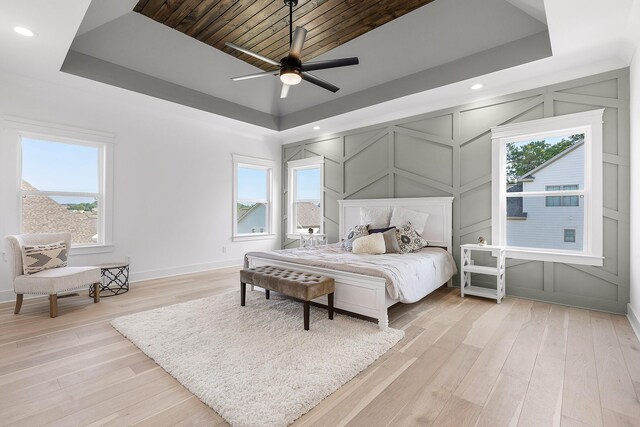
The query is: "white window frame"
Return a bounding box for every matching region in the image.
[287,156,324,239]
[232,154,275,241]
[6,116,114,256]
[491,109,604,266]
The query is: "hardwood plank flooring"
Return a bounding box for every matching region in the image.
[0,267,638,427]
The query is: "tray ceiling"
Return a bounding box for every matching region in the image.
[133,0,435,70]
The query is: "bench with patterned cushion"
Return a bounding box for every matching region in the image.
[239,266,335,330]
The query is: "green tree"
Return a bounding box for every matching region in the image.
[506,134,582,183]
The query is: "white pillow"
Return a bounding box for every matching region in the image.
[352,233,386,255]
[389,207,430,236]
[360,207,391,229]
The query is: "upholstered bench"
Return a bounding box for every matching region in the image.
[240,266,335,330]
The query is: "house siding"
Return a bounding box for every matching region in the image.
[508,146,584,250]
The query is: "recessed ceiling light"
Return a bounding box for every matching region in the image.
[313,126,321,130]
[471,83,483,90]
[13,26,35,37]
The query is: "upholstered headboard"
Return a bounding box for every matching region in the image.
[338,197,454,253]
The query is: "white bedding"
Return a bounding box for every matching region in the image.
[245,243,457,303]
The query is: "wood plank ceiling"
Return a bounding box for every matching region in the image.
[134,0,435,71]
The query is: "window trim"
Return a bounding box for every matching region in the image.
[286,156,324,239]
[6,116,114,255]
[232,154,276,242]
[491,109,604,266]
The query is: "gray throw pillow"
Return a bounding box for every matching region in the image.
[342,224,369,252]
[381,228,401,253]
[395,222,429,254]
[21,241,68,275]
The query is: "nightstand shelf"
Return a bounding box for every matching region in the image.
[460,244,506,303]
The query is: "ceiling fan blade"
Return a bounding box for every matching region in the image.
[280,84,291,99]
[231,70,278,81]
[301,57,359,72]
[301,72,340,93]
[225,42,280,67]
[289,27,308,60]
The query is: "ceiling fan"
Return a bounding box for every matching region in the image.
[226,0,359,99]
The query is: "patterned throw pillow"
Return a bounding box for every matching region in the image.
[341,225,369,252]
[21,241,68,275]
[395,222,429,254]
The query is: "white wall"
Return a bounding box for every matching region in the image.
[0,72,281,302]
[630,48,640,326]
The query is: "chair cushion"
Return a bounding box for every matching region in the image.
[21,241,68,275]
[240,266,335,301]
[14,266,100,294]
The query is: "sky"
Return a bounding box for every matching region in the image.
[22,138,99,203]
[237,166,321,202]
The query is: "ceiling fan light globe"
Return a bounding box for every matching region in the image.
[280,71,302,85]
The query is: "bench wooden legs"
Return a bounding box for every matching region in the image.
[240,282,246,306]
[14,294,23,314]
[328,292,334,320]
[304,301,310,331]
[265,289,270,299]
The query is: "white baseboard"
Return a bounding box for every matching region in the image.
[129,258,244,284]
[628,303,640,343]
[0,258,244,304]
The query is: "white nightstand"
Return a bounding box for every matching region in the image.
[460,244,506,303]
[299,233,327,248]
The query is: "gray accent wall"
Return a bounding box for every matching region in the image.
[282,68,630,314]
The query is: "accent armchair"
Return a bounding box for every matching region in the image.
[5,233,101,318]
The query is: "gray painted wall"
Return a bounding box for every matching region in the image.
[282,68,630,314]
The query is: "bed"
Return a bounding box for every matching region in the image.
[245,197,456,330]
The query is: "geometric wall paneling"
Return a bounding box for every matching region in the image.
[557,78,618,99]
[393,132,453,187]
[396,113,454,138]
[282,68,630,313]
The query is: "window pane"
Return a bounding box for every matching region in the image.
[238,167,267,200]
[545,196,561,207]
[22,138,99,193]
[236,202,267,234]
[564,229,576,243]
[295,168,321,200]
[507,196,583,250]
[22,195,98,244]
[295,201,321,234]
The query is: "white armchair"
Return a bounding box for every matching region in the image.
[5,233,101,318]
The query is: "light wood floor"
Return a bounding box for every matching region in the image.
[1,268,639,427]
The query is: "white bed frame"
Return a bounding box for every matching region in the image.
[246,197,454,330]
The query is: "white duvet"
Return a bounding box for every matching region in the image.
[245,243,457,303]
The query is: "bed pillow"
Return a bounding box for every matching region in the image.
[395,222,429,254]
[21,241,68,275]
[381,228,401,254]
[360,207,391,229]
[368,226,395,234]
[341,224,369,252]
[352,233,386,255]
[390,207,430,236]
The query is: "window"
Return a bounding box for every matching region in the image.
[20,136,111,248]
[491,109,603,265]
[545,185,579,207]
[232,154,275,240]
[564,229,576,243]
[287,156,324,237]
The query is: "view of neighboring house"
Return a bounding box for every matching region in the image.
[21,180,98,244]
[236,203,267,234]
[507,141,584,251]
[295,202,321,234]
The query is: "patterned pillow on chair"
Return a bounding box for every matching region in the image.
[21,241,68,275]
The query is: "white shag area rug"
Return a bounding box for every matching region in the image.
[110,290,403,427]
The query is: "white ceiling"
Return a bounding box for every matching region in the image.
[0,0,638,141]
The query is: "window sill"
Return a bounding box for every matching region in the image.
[232,234,277,242]
[501,247,603,266]
[69,244,114,256]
